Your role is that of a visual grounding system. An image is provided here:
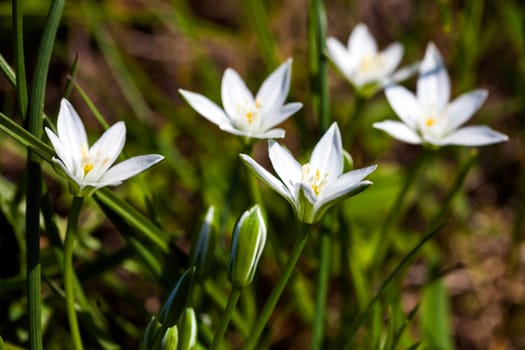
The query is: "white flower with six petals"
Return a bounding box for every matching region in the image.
[373,43,508,147]
[179,59,302,139]
[45,99,164,196]
[327,23,415,95]
[240,123,376,223]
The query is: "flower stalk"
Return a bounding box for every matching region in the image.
[244,223,311,350]
[63,196,85,350]
[210,286,242,350]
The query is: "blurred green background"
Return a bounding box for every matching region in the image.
[0,0,523,349]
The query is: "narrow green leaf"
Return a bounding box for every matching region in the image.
[343,222,447,350]
[13,0,28,119]
[421,277,453,350]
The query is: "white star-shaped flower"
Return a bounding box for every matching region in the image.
[373,43,508,147]
[179,59,302,140]
[241,123,376,223]
[45,99,164,196]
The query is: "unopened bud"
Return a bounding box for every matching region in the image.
[227,205,267,287]
[158,267,195,327]
[178,308,197,350]
[160,325,178,350]
[190,206,219,278]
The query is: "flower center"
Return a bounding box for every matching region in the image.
[359,54,384,74]
[83,163,94,175]
[425,117,435,127]
[80,143,110,180]
[301,163,328,196]
[235,98,262,126]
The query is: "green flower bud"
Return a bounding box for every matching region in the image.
[158,267,195,328]
[161,325,179,350]
[177,308,197,350]
[141,316,162,350]
[189,206,219,278]
[227,205,267,287]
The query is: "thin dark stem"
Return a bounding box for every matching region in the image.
[210,286,242,350]
[244,223,311,350]
[312,227,331,350]
[374,149,431,268]
[63,196,85,350]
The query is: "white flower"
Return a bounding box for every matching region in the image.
[327,23,415,95]
[240,123,376,223]
[373,43,508,147]
[179,59,302,139]
[45,98,164,196]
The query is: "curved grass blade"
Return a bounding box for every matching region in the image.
[342,222,447,349]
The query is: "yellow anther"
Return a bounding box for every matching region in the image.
[425,118,435,127]
[255,98,262,109]
[83,163,94,175]
[245,111,254,123]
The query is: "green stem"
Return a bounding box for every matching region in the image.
[210,286,242,350]
[312,227,331,350]
[374,149,430,268]
[63,196,85,350]
[25,160,42,350]
[342,222,447,349]
[244,223,311,350]
[429,150,478,228]
[13,0,28,119]
[308,0,329,131]
[24,1,64,348]
[345,95,366,146]
[243,0,277,69]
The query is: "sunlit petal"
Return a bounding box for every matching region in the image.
[384,85,421,129]
[381,43,404,76]
[98,154,164,185]
[256,59,292,116]
[444,89,488,133]
[240,154,294,205]
[417,43,450,111]
[221,68,255,119]
[85,121,126,182]
[57,99,88,169]
[373,120,422,144]
[439,126,509,146]
[179,89,230,126]
[310,123,343,181]
[348,23,377,60]
[260,102,302,131]
[327,37,354,77]
[268,140,302,193]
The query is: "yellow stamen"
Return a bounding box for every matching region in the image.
[425,118,435,127]
[83,163,94,175]
[245,111,254,124]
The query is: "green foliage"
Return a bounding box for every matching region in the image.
[0,0,520,349]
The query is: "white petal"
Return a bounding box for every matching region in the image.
[310,123,343,182]
[256,59,292,116]
[321,165,377,202]
[179,89,230,126]
[373,120,422,144]
[57,99,88,169]
[417,43,450,111]
[240,154,295,206]
[444,89,488,133]
[327,37,353,77]
[438,126,508,146]
[85,122,126,182]
[98,154,164,185]
[380,43,403,76]
[386,62,420,86]
[348,23,377,60]
[384,85,421,129]
[218,124,285,139]
[221,68,254,119]
[314,180,373,218]
[45,127,74,172]
[260,102,302,131]
[268,140,302,193]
